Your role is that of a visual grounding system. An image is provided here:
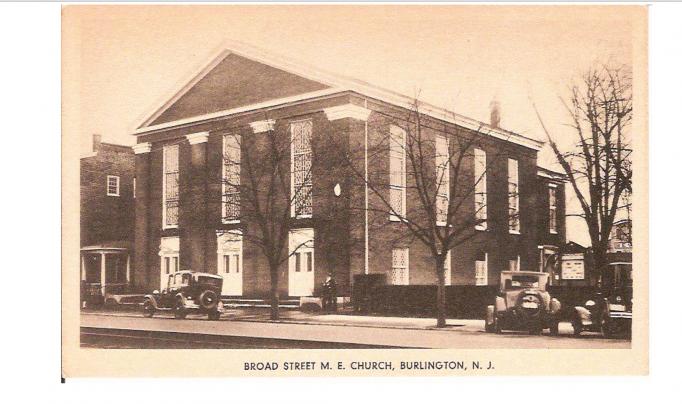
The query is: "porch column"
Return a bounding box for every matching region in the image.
[100,252,106,296]
[81,255,86,281]
[126,254,131,285]
[184,132,209,273]
[133,142,152,290]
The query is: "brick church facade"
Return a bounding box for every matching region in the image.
[130,42,566,298]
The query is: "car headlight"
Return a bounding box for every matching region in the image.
[585,300,596,307]
[615,295,623,303]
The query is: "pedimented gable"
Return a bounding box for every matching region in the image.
[145,53,330,127]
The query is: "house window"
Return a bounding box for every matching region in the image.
[163,145,179,228]
[474,149,487,230]
[509,255,521,272]
[222,134,241,223]
[435,135,449,225]
[106,175,120,197]
[291,120,313,218]
[548,184,558,234]
[443,250,452,286]
[391,248,409,285]
[475,252,488,286]
[389,125,406,221]
[508,158,520,233]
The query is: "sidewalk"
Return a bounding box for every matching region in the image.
[84,307,482,332]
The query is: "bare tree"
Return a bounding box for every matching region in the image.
[535,64,633,284]
[336,100,515,328]
[218,117,315,320]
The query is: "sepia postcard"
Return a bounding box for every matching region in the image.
[62,4,648,377]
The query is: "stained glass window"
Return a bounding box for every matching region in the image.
[389,125,406,220]
[474,148,487,229]
[163,145,179,227]
[291,120,313,217]
[508,158,520,233]
[435,136,449,225]
[223,134,241,222]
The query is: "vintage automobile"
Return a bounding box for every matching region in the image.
[142,271,224,320]
[485,271,561,335]
[572,262,632,338]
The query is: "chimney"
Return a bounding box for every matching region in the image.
[489,100,501,129]
[92,134,102,152]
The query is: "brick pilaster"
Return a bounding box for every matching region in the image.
[132,142,151,290]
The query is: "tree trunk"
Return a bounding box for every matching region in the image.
[592,249,608,291]
[270,266,280,321]
[436,260,446,328]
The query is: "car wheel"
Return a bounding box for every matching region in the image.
[199,290,219,310]
[572,318,582,336]
[142,300,155,318]
[173,299,187,319]
[494,313,502,334]
[208,310,220,321]
[600,317,612,338]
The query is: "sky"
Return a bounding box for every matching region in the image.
[68,5,641,245]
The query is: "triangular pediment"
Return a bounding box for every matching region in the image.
[143,52,331,128]
[134,41,543,151]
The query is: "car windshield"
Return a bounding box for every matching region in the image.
[175,273,190,286]
[197,276,222,288]
[506,275,540,289]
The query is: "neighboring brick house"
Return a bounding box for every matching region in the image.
[80,135,135,301]
[130,42,566,298]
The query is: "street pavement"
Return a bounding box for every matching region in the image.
[81,309,631,349]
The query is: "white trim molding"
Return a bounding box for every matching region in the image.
[324,104,372,121]
[186,131,209,145]
[132,142,152,154]
[249,119,276,133]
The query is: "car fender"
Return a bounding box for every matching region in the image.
[574,306,592,324]
[494,296,506,314]
[174,293,187,306]
[143,294,159,309]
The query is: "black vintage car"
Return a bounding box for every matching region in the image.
[142,271,224,320]
[485,271,562,335]
[572,263,632,338]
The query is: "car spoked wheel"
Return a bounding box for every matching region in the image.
[199,290,219,310]
[174,299,187,319]
[142,300,155,318]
